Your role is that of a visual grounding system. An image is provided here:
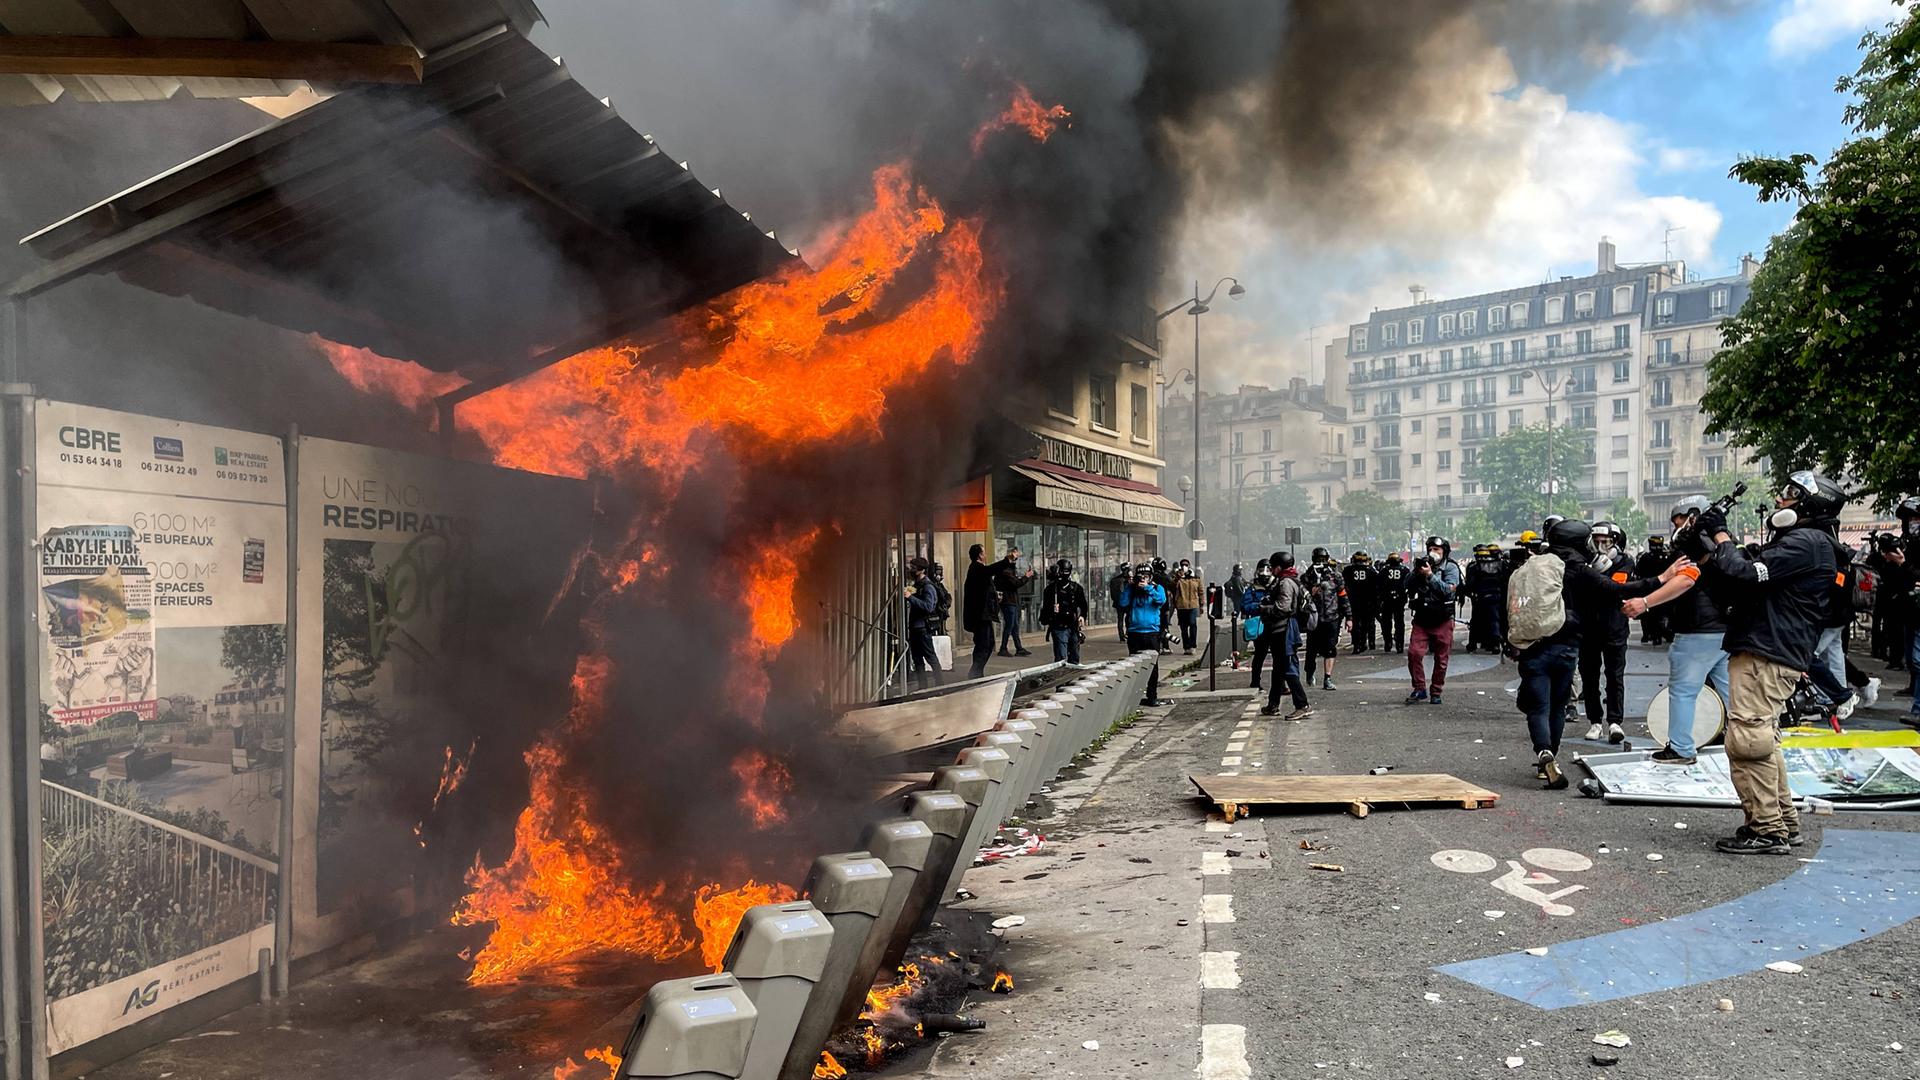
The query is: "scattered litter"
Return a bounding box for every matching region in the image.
[1082,1041,1099,1051]
[1176,918,1189,927]
[1716,998,1735,1012]
[1473,739,1484,744]
[1646,853,1664,862]
[1227,832,1244,839]
[1369,766,1394,775]
[1423,992,1444,1003]
[1765,961,1804,974]
[1308,863,1345,873]
[991,915,1027,930]
[1891,1043,1905,1052]
[1593,1051,1621,1067]
[1674,823,1689,830]
[1598,846,1611,855]
[980,828,1044,862]
[1593,1031,1632,1048]
[955,889,974,900]
[1483,910,1506,919]
[1524,947,1549,957]
[1299,839,1327,852]
[1505,1056,1525,1068]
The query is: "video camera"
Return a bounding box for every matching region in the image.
[1412,554,1435,571]
[1672,480,1747,558]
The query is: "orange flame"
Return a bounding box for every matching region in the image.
[691,878,799,972]
[813,1051,849,1080]
[552,1045,621,1080]
[991,970,1014,993]
[313,334,468,412]
[971,84,1071,155]
[730,749,794,830]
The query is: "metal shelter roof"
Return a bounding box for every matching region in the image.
[0,0,541,105]
[12,24,799,382]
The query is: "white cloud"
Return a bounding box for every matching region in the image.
[1767,0,1900,60]
[1581,41,1642,74]
[1175,63,1722,394]
[1654,144,1718,172]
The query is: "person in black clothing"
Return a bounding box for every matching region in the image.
[927,562,952,637]
[905,557,944,690]
[992,547,1037,657]
[1635,536,1677,644]
[1108,563,1131,643]
[1041,558,1090,663]
[1463,545,1507,654]
[1256,550,1313,719]
[1344,552,1378,653]
[1376,551,1409,653]
[1514,519,1663,787]
[1246,558,1274,689]
[963,544,998,678]
[1578,521,1636,744]
[1679,470,1843,854]
[1302,549,1351,690]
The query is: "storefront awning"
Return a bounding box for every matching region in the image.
[1009,463,1186,529]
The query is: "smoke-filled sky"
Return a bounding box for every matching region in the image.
[532,0,1894,388]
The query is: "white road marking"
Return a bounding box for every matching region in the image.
[1200,894,1235,923]
[1200,950,1241,989]
[1198,1024,1252,1080]
[1202,852,1231,875]
[1221,756,1242,766]
[1226,741,1246,752]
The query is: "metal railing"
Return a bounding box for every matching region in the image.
[1644,475,1709,494]
[1647,347,1718,370]
[41,779,277,923]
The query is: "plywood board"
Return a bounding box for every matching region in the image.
[1189,772,1500,819]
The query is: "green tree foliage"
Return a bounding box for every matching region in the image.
[1224,481,1314,557]
[1707,1,1920,506]
[1466,423,1592,533]
[1606,496,1655,546]
[1453,508,1497,546]
[1335,490,1405,547]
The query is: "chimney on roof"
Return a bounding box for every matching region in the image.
[1289,377,1306,399]
[1597,236,1618,274]
[1409,284,1427,305]
[1740,252,1760,281]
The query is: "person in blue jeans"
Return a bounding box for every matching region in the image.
[1120,565,1169,705]
[1625,561,1730,764]
[991,546,1037,657]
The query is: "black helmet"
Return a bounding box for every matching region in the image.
[1311,546,1330,562]
[1648,535,1666,547]
[1779,470,1846,522]
[1425,536,1451,556]
[1898,497,1920,521]
[1386,550,1402,562]
[1471,543,1490,558]
[1353,551,1371,564]
[1542,514,1566,530]
[1254,557,1269,571]
[1271,550,1296,572]
[1547,518,1594,554]
[1150,556,1169,574]
[1053,558,1073,579]
[930,562,945,581]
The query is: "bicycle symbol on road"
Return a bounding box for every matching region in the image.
[1430,847,1593,917]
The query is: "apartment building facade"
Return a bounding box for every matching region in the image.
[1342,240,1684,526]
[1641,266,1756,509]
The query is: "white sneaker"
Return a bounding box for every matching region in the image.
[1584,723,1604,741]
[1835,692,1858,722]
[1862,677,1882,709]
[1607,723,1627,744]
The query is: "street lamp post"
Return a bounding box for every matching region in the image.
[1155,276,1245,553]
[1520,367,1569,520]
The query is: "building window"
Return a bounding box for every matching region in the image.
[1463,448,1478,469]
[1489,341,1504,365]
[1438,418,1452,438]
[1508,408,1524,431]
[1706,454,1725,474]
[1438,348,1454,369]
[1651,418,1671,447]
[1354,458,1366,478]
[1574,291,1595,318]
[1656,295,1675,324]
[1584,442,1597,465]
[1262,461,1272,483]
[1571,365,1596,393]
[1652,458,1670,485]
[1437,382,1452,403]
[1612,434,1630,459]
[1353,425,1366,446]
[1437,450,1452,471]
[1488,305,1505,329]
[1407,318,1424,344]
[1612,284,1633,312]
[1352,327,1369,350]
[1378,422,1400,448]
[1573,404,1596,429]
[1378,456,1401,481]
[1381,356,1398,378]
[1131,384,1148,436]
[1704,428,1725,445]
[1546,296,1565,323]
[1259,428,1271,452]
[1410,385,1423,400]
[1612,360,1631,384]
[1509,301,1529,328]
[1047,369,1075,416]
[1438,313,1455,338]
[1407,352,1423,371]
[1381,322,1398,344]
[1710,288,1729,314]
[1461,309,1477,334]
[1411,452,1422,467]
[1233,431,1244,454]
[1509,374,1526,395]
[1655,338,1674,361]
[1576,328,1593,353]
[1511,339,1526,364]
[1234,461,1244,484]
[1411,419,1423,433]
[1337,433,1345,452]
[1322,485,1332,508]
[1612,398,1630,420]
[1613,323,1630,349]
[1354,392,1367,412]
[1460,345,1477,365]
[1090,372,1117,428]
[1546,333,1563,355]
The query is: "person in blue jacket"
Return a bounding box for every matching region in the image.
[1120,563,1169,706]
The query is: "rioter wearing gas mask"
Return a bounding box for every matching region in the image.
[1578,521,1637,745]
[1636,535,1677,645]
[1040,559,1090,664]
[1676,470,1844,854]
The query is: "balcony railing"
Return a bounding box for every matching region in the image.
[1643,475,1709,495]
[1459,426,1492,443]
[1373,472,1403,485]
[1372,439,1401,452]
[1648,347,1718,370]
[1460,392,1495,408]
[1372,401,1401,417]
[1648,395,1677,409]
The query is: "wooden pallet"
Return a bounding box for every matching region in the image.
[1189,772,1499,820]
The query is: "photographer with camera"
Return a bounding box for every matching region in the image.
[1120,562,1170,707]
[1406,537,1463,705]
[905,557,945,691]
[1041,559,1090,664]
[1255,550,1313,720]
[1622,497,1734,765]
[1677,471,1844,855]
[992,546,1038,658]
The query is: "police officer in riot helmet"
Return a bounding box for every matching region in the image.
[1578,521,1637,744]
[1677,470,1845,854]
[1040,558,1090,664]
[1376,551,1410,654]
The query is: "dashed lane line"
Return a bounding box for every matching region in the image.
[1201,852,1231,875]
[1198,1024,1252,1080]
[1200,893,1234,923]
[1200,951,1241,989]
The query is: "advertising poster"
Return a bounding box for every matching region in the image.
[1585,745,1920,804]
[34,401,287,1054]
[291,437,589,956]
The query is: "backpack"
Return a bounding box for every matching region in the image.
[1848,561,1876,613]
[1505,552,1567,649]
[1238,584,1268,618]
